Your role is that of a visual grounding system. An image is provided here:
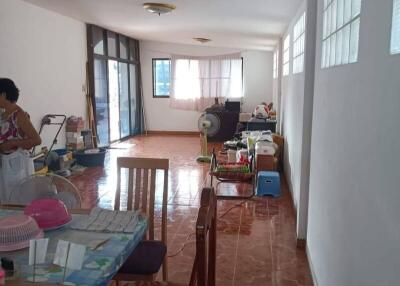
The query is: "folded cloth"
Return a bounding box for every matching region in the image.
[70,207,140,233]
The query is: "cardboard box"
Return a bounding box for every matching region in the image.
[67,142,85,150]
[272,134,284,171]
[66,125,84,132]
[66,136,84,144]
[66,132,80,138]
[272,134,284,150]
[256,154,278,172]
[66,116,84,132]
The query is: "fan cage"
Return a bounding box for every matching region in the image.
[198,113,221,137]
[9,173,82,209]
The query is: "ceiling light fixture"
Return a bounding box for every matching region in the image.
[143,3,176,15]
[193,37,211,44]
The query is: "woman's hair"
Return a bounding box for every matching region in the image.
[0,78,20,103]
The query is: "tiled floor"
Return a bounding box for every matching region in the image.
[70,134,313,286]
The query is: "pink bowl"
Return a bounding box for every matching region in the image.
[0,215,44,252]
[24,198,72,230]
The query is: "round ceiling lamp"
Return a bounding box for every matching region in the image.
[193,37,211,44]
[143,3,176,15]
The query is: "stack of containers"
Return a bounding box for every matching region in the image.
[81,130,94,149]
[66,116,84,151]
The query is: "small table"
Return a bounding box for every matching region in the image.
[0,208,148,286]
[245,119,277,133]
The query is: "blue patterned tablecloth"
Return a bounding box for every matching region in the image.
[0,210,148,286]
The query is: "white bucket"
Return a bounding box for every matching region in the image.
[227,150,237,163]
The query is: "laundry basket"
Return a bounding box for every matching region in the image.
[75,148,107,167]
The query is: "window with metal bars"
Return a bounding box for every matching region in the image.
[391,0,400,54]
[293,12,306,74]
[321,0,362,68]
[273,50,279,79]
[283,35,291,76]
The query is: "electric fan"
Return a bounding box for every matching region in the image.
[197,113,221,163]
[9,174,81,209]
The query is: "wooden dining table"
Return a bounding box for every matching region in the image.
[0,206,148,286]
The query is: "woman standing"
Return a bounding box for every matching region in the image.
[0,78,41,203]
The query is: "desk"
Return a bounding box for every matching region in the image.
[0,208,147,286]
[245,120,277,132]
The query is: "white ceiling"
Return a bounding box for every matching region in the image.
[22,0,302,51]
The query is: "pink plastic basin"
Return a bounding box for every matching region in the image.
[0,215,44,252]
[24,198,72,230]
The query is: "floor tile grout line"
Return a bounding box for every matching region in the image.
[166,207,193,251]
[231,204,243,286]
[155,203,192,280]
[267,198,276,285]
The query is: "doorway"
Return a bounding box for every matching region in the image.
[88,25,141,147]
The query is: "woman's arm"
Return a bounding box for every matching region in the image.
[0,111,41,153]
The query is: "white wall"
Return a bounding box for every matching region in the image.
[280,0,307,213]
[272,78,279,114]
[272,40,282,133]
[307,0,400,285]
[140,41,273,132]
[242,50,274,113]
[0,0,87,149]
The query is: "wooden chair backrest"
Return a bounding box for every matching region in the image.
[189,187,217,286]
[114,157,169,242]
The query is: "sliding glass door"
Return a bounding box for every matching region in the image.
[88,25,141,147]
[119,63,130,138]
[94,59,109,145]
[108,60,120,142]
[129,64,140,134]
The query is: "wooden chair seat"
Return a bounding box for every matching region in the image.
[118,282,184,286]
[119,240,167,275]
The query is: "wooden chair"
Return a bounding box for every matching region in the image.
[113,157,169,283]
[191,187,217,286]
[125,187,217,286]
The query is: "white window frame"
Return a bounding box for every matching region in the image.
[391,0,400,54]
[293,12,306,74]
[321,0,362,68]
[283,35,291,76]
[273,50,279,79]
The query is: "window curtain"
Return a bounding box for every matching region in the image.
[170,53,243,111]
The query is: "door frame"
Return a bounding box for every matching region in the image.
[87,24,142,147]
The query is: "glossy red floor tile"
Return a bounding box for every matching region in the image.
[71,134,313,286]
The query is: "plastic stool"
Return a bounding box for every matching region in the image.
[256,171,281,197]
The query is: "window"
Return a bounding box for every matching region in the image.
[293,13,306,74]
[283,35,291,76]
[169,55,243,111]
[273,50,279,79]
[391,0,400,54]
[152,59,171,97]
[321,0,362,68]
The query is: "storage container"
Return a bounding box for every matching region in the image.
[256,171,281,197]
[75,148,107,167]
